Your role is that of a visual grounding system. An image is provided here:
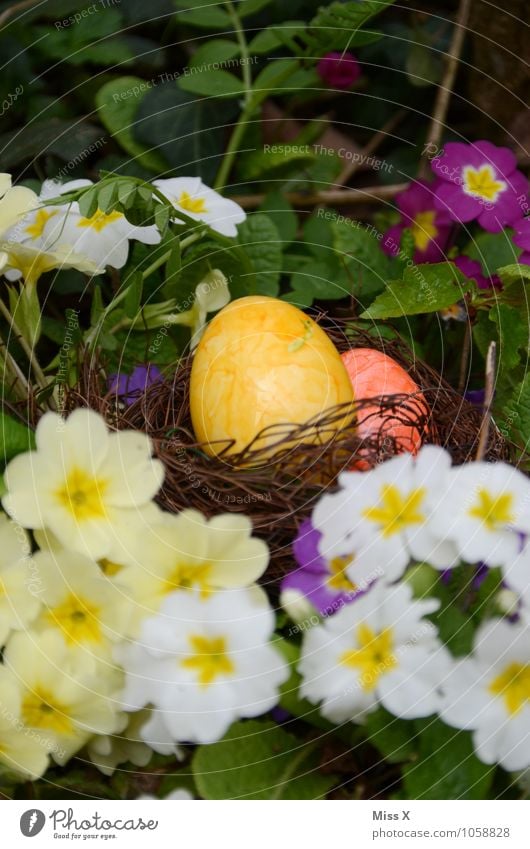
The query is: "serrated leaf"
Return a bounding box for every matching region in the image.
[498,374,530,450]
[464,230,519,277]
[403,719,494,800]
[192,719,336,799]
[332,218,399,302]
[178,68,245,98]
[285,260,348,307]
[240,146,315,181]
[490,303,530,374]
[0,413,35,465]
[238,213,282,297]
[95,77,168,173]
[361,263,472,319]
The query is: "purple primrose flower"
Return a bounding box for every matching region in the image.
[383,180,453,263]
[317,51,361,89]
[108,364,163,406]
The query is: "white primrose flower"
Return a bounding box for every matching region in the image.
[86,710,155,776]
[440,618,530,771]
[429,461,530,568]
[116,588,289,745]
[0,513,41,645]
[153,176,246,237]
[7,178,161,274]
[313,446,458,583]
[2,408,164,562]
[299,581,447,724]
[0,674,50,779]
[1,630,123,766]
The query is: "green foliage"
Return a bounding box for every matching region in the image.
[361,263,472,319]
[96,78,168,173]
[364,709,418,764]
[403,719,494,800]
[300,0,397,55]
[238,213,283,296]
[464,231,520,276]
[192,719,337,799]
[0,413,35,465]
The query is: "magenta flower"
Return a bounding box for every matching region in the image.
[382,180,453,262]
[108,364,163,406]
[453,256,500,290]
[280,519,368,617]
[513,217,530,265]
[431,141,528,233]
[317,51,361,89]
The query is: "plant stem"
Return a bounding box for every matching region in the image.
[141,231,204,281]
[0,298,53,407]
[270,737,321,801]
[476,340,496,461]
[214,99,256,192]
[225,0,252,106]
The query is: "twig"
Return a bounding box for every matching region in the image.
[337,109,408,187]
[457,321,472,394]
[232,182,409,210]
[420,0,472,174]
[475,341,496,461]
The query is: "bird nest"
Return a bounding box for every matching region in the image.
[65,319,510,586]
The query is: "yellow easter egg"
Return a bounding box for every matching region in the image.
[190,296,354,458]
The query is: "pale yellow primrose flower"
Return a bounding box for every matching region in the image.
[0,241,98,289]
[29,549,134,657]
[0,673,50,779]
[119,508,269,623]
[1,629,123,766]
[0,173,38,237]
[0,513,42,645]
[2,408,165,562]
[85,710,156,777]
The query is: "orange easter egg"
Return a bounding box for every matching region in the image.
[341,348,428,455]
[190,296,354,458]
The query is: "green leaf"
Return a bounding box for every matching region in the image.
[238,214,283,297]
[301,0,396,54]
[77,186,99,218]
[178,69,245,99]
[0,119,103,171]
[332,218,399,302]
[135,86,237,185]
[192,719,336,799]
[496,263,530,289]
[303,211,335,259]
[240,145,316,181]
[259,192,298,245]
[124,270,144,319]
[405,38,443,87]
[188,39,241,68]
[238,0,273,16]
[498,374,530,450]
[95,77,167,173]
[403,719,494,800]
[248,22,304,54]
[96,182,118,214]
[464,230,519,277]
[175,3,231,28]
[361,263,472,319]
[285,260,348,307]
[490,303,529,374]
[364,709,418,764]
[0,413,35,465]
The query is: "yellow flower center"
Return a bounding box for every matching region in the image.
[22,688,73,735]
[45,593,103,645]
[363,484,426,538]
[177,191,207,214]
[162,561,214,598]
[328,556,358,594]
[55,467,108,521]
[25,208,57,239]
[181,634,235,687]
[462,164,506,203]
[340,623,397,691]
[77,208,123,232]
[468,488,515,531]
[490,662,530,715]
[411,210,438,252]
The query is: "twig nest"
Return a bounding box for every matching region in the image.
[190,296,355,458]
